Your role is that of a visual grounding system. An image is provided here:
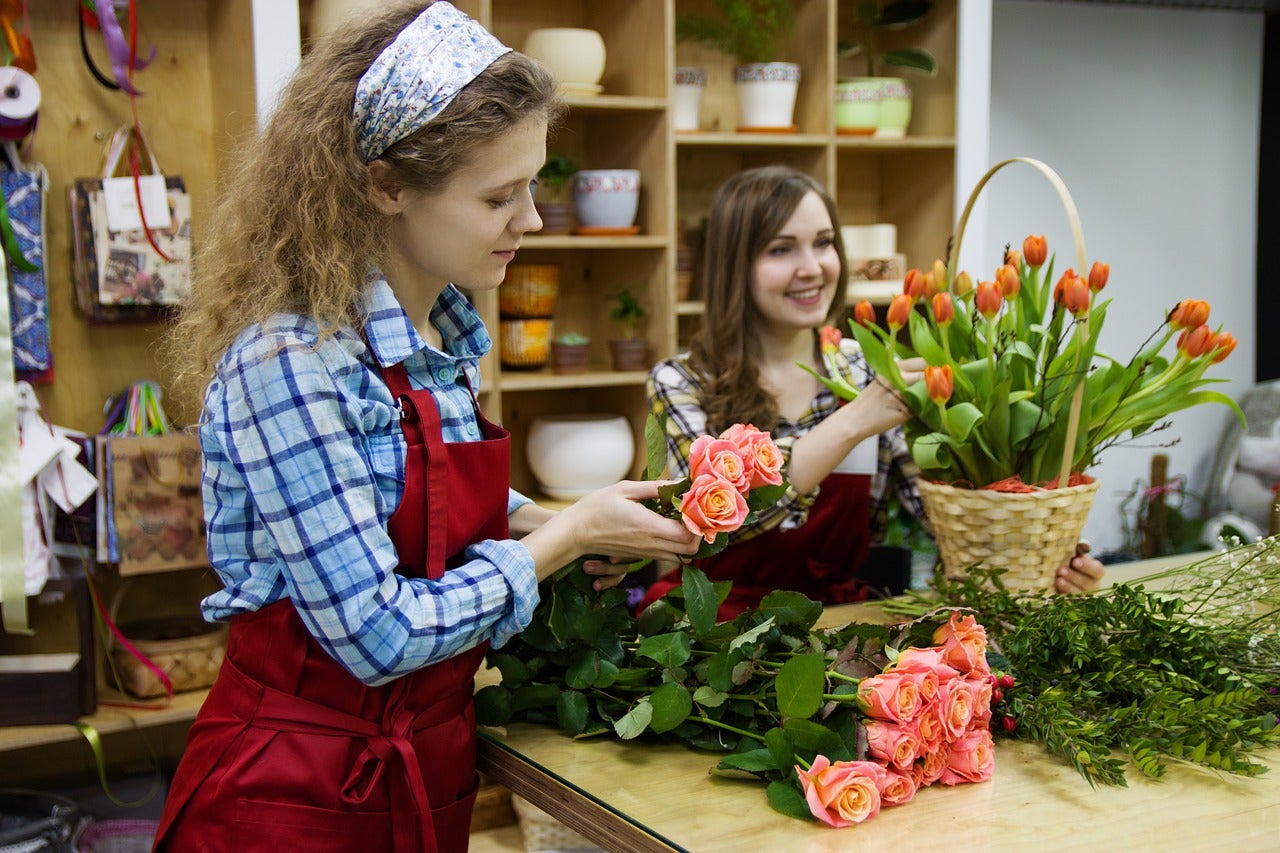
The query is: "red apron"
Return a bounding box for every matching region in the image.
[639,472,872,621]
[154,361,510,853]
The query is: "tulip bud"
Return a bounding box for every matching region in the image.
[1088,261,1109,292]
[1177,324,1213,358]
[922,272,940,300]
[997,264,1020,298]
[1022,235,1047,267]
[1211,331,1237,363]
[925,364,953,405]
[853,300,876,328]
[903,268,925,301]
[886,293,913,330]
[975,281,1002,318]
[1003,247,1021,269]
[1053,268,1076,305]
[1168,298,1210,330]
[953,270,974,297]
[931,259,949,291]
[819,324,842,354]
[1054,275,1090,317]
[931,292,954,327]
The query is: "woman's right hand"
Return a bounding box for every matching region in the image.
[842,357,926,435]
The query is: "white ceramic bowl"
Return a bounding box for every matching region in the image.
[526,414,635,499]
[571,169,640,229]
[523,28,606,87]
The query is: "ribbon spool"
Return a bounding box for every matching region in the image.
[0,66,38,141]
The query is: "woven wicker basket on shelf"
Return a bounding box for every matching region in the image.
[917,479,1099,592]
[509,794,601,853]
[107,582,227,699]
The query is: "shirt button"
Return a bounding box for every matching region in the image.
[466,422,479,436]
[436,367,454,383]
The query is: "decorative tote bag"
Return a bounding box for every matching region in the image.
[2,142,50,379]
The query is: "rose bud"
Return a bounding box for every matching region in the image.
[953,270,974,297]
[975,281,1002,318]
[997,264,1020,298]
[903,268,926,301]
[820,324,842,354]
[932,259,949,291]
[1088,261,1109,292]
[925,364,953,405]
[886,293,913,330]
[853,300,876,328]
[1177,324,1214,358]
[1211,331,1237,363]
[1022,235,1047,267]
[932,292,954,327]
[1168,298,1210,329]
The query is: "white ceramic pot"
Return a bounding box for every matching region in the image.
[673,66,706,132]
[875,78,912,139]
[527,414,635,500]
[733,62,800,129]
[523,28,606,94]
[835,78,881,136]
[571,169,640,229]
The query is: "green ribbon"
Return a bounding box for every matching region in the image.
[73,722,165,808]
[0,193,37,273]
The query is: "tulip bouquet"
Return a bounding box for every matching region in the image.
[820,239,1243,490]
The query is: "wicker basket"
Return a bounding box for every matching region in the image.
[510,794,601,852]
[499,318,553,369]
[918,478,1099,591]
[499,264,560,318]
[107,583,227,699]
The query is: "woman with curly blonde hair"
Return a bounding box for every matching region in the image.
[155,4,698,850]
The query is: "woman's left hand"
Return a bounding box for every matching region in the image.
[1054,541,1105,592]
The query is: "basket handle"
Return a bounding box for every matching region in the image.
[950,157,1090,488]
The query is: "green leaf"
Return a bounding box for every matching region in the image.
[681,566,719,636]
[650,682,694,733]
[755,591,823,631]
[644,412,668,480]
[487,653,531,688]
[766,779,813,821]
[717,748,779,773]
[614,697,654,739]
[765,726,797,775]
[511,683,560,713]
[637,599,674,636]
[775,653,826,719]
[636,631,693,669]
[746,481,788,511]
[557,690,589,734]
[566,650,602,690]
[731,617,776,652]
[548,583,588,644]
[783,718,846,758]
[693,685,729,708]
[474,684,512,727]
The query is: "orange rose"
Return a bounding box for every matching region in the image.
[932,611,988,675]
[720,423,783,488]
[913,743,949,787]
[878,768,918,806]
[679,473,748,544]
[865,721,922,771]
[967,674,994,728]
[795,757,887,827]
[687,434,751,493]
[857,672,922,723]
[939,729,995,785]
[933,678,977,742]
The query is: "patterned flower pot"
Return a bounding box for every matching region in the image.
[571,169,640,229]
[733,62,800,130]
[674,66,706,132]
[835,78,881,136]
[550,341,590,375]
[875,77,913,139]
[608,338,649,372]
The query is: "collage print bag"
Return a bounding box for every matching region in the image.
[2,141,50,380]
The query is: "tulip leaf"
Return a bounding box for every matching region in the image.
[636,631,693,670]
[614,697,654,739]
[908,309,946,363]
[474,684,512,727]
[775,653,826,719]
[849,321,901,387]
[717,748,779,774]
[944,402,984,442]
[679,566,719,636]
[557,689,589,734]
[766,780,813,822]
[649,682,694,733]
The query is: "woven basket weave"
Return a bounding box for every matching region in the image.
[917,479,1099,592]
[510,794,601,852]
[108,582,227,699]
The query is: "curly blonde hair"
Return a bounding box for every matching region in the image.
[687,166,848,434]
[169,0,560,393]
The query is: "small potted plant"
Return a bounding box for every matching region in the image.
[550,331,591,375]
[535,154,578,235]
[675,0,798,130]
[835,1,939,137]
[607,289,648,372]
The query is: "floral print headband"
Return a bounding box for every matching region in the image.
[352,2,511,162]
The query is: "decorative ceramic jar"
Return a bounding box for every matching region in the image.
[499,264,560,318]
[875,77,912,138]
[526,414,635,499]
[673,66,706,132]
[835,79,881,136]
[571,169,640,230]
[522,28,606,96]
[499,318,552,369]
[733,62,800,129]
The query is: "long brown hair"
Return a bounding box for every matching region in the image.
[687,165,848,433]
[169,0,560,392]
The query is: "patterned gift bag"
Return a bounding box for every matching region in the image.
[2,160,50,380]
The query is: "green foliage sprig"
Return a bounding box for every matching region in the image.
[675,0,795,66]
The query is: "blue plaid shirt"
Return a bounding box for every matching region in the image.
[199,276,537,685]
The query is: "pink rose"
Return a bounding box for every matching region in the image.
[914,699,945,752]
[934,678,976,742]
[687,434,752,494]
[878,768,918,807]
[933,611,988,675]
[912,743,950,788]
[939,729,995,785]
[719,423,784,488]
[679,473,749,543]
[857,672,922,723]
[795,756,887,827]
[890,647,961,685]
[865,721,922,771]
[968,674,993,728]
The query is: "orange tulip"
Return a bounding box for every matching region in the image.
[1088,261,1109,292]
[975,281,1002,318]
[997,264,1020,298]
[932,292,954,327]
[932,259,949,291]
[1169,299,1210,329]
[887,293,913,330]
[1004,248,1021,269]
[1211,331,1237,363]
[925,364,953,405]
[953,270,974,297]
[1054,273,1090,316]
[1022,235,1047,268]
[853,300,876,328]
[1177,324,1214,358]
[903,268,926,301]
[923,272,940,299]
[820,324,842,354]
[1053,268,1076,304]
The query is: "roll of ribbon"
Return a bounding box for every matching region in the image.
[0,66,38,141]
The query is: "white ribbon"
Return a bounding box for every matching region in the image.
[0,259,31,633]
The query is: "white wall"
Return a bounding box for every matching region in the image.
[980,1,1262,554]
